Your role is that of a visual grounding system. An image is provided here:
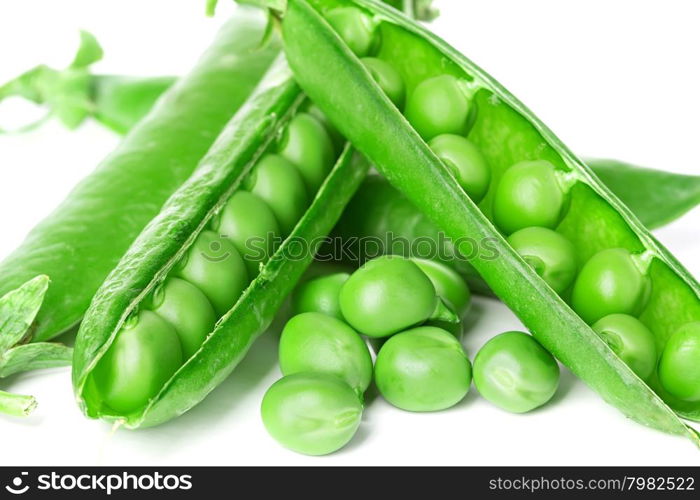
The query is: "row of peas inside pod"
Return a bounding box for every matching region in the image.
[88,105,343,415]
[260,255,560,456]
[318,6,700,404]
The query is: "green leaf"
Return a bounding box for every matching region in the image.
[0,275,49,351]
[0,391,37,417]
[0,31,101,132]
[0,342,72,378]
[588,159,700,230]
[70,30,104,69]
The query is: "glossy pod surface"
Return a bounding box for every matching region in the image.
[73,52,369,427]
[282,0,700,441]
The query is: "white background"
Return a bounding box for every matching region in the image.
[0,0,699,466]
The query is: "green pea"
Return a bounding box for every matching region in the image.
[507,227,577,294]
[592,314,657,381]
[305,103,344,153]
[473,331,559,413]
[148,277,216,359]
[404,75,470,140]
[91,310,183,414]
[174,230,249,317]
[374,326,471,411]
[277,113,335,192]
[571,248,651,325]
[658,322,700,401]
[261,372,363,456]
[217,191,280,278]
[291,272,350,319]
[245,154,309,236]
[412,258,471,317]
[339,255,438,338]
[326,7,377,57]
[279,312,373,394]
[360,57,405,108]
[492,160,566,235]
[428,134,491,203]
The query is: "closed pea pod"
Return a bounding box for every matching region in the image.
[571,248,651,325]
[374,326,471,412]
[591,314,657,381]
[506,227,577,295]
[148,277,216,359]
[658,322,700,402]
[245,154,309,236]
[279,312,372,393]
[473,331,559,413]
[90,311,183,414]
[428,134,490,204]
[493,160,567,235]
[174,230,248,317]
[217,191,280,278]
[261,372,363,456]
[291,272,349,319]
[277,112,335,192]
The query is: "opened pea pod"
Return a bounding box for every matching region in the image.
[279,0,700,442]
[72,55,369,427]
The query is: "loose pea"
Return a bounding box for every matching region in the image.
[217,191,280,278]
[571,248,651,325]
[277,113,335,192]
[404,75,470,140]
[174,230,249,316]
[507,227,577,294]
[374,326,471,412]
[261,372,363,456]
[326,7,377,57]
[592,314,657,381]
[428,134,491,203]
[492,160,566,235]
[339,255,439,338]
[91,310,183,414]
[291,272,350,319]
[473,331,559,413]
[360,57,405,108]
[148,277,216,359]
[658,322,700,401]
[245,154,309,236]
[279,312,373,394]
[412,258,471,317]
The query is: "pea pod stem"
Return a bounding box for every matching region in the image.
[0,391,37,417]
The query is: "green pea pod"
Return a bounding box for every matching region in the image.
[5,39,697,230]
[585,158,700,231]
[72,55,369,428]
[0,8,279,345]
[281,0,700,442]
[335,162,700,296]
